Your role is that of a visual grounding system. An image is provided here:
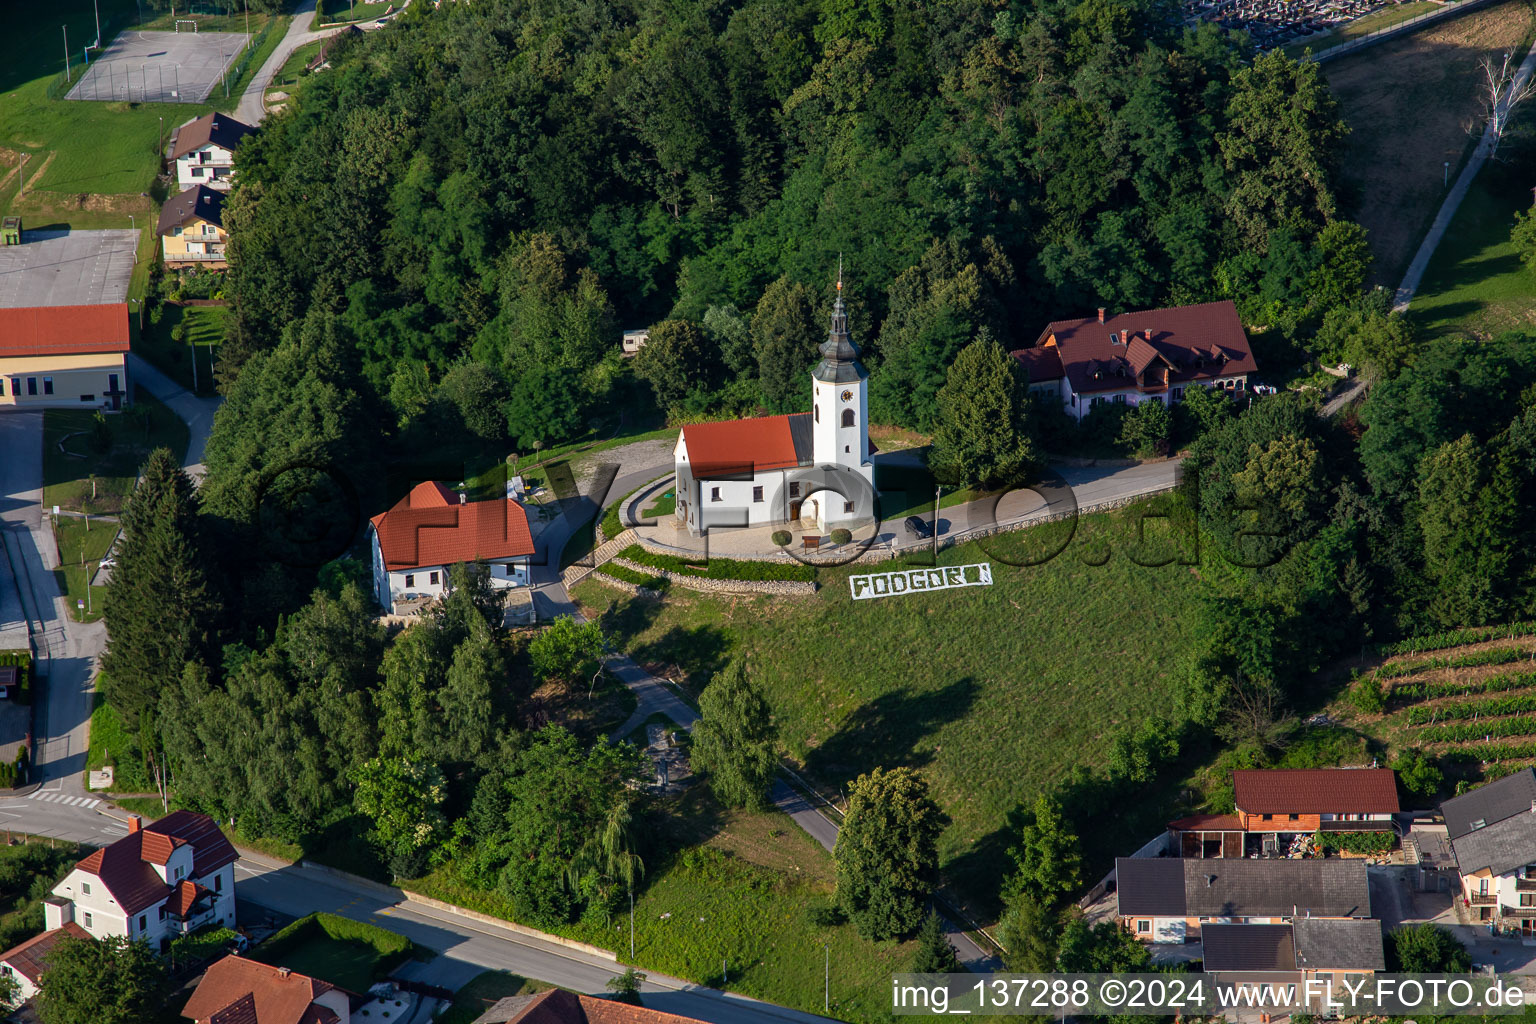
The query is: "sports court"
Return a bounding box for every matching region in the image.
[64,28,250,104]
[0,229,137,308]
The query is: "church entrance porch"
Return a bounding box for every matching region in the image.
[632,479,884,562]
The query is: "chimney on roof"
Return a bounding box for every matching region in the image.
[1143,328,1152,342]
[1206,874,1216,887]
[127,815,141,834]
[278,966,291,978]
[1119,329,1128,345]
[1097,307,1106,323]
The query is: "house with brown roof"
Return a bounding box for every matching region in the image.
[470,989,707,1024]
[182,955,351,1024]
[158,185,228,269]
[1169,768,1399,859]
[0,922,92,1005]
[173,112,256,192]
[44,811,238,952]
[0,303,129,410]
[1439,767,1536,936]
[1012,300,1259,421]
[673,278,875,535]
[368,480,535,615]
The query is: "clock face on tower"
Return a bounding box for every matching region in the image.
[841,390,853,402]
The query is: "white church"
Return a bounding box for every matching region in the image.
[673,279,876,537]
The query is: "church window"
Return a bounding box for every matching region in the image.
[843,501,854,513]
[841,409,855,428]
[844,445,850,453]
[404,574,415,587]
[711,487,721,501]
[752,486,764,503]
[789,482,800,498]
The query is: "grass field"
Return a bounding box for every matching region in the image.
[270,39,325,91]
[41,394,189,514]
[1408,137,1536,339]
[252,912,412,995]
[1323,0,1536,287]
[412,790,921,1024]
[440,972,549,1024]
[85,688,154,792]
[573,494,1206,912]
[52,515,116,623]
[136,305,227,395]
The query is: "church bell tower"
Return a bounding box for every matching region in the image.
[811,268,870,473]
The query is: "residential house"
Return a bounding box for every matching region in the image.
[471,989,708,1024]
[1169,768,1400,859]
[1201,919,1385,977]
[182,955,351,1024]
[0,923,92,1005]
[44,811,238,951]
[172,112,256,192]
[1115,857,1371,944]
[620,329,648,356]
[1441,766,1536,935]
[674,279,876,535]
[369,480,535,616]
[1012,300,1259,421]
[0,303,129,410]
[158,185,228,269]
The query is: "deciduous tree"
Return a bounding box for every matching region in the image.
[834,766,944,940]
[36,934,168,1024]
[691,661,778,809]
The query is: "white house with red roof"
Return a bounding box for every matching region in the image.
[182,955,351,1024]
[0,922,92,1005]
[673,279,875,535]
[44,811,237,952]
[1013,300,1258,421]
[368,481,535,615]
[0,303,130,410]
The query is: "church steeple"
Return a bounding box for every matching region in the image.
[814,264,867,384]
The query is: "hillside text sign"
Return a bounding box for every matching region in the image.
[849,563,993,600]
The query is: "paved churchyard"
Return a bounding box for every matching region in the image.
[0,230,137,308]
[65,29,250,104]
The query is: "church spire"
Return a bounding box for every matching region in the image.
[815,261,866,384]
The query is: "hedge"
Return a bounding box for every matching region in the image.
[1406,692,1536,726]
[1417,715,1536,744]
[601,485,643,542]
[170,926,240,966]
[1313,831,1395,855]
[600,564,668,589]
[1377,646,1533,681]
[257,912,412,979]
[1379,622,1536,657]
[1392,671,1536,705]
[617,545,815,582]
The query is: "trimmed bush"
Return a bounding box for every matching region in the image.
[830,528,852,545]
[257,911,412,978]
[1313,830,1394,855]
[771,531,791,547]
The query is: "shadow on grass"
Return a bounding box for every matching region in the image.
[803,677,979,783]
[634,625,732,690]
[596,589,666,645]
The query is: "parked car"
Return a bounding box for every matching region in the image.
[904,515,933,540]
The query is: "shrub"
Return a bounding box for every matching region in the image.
[1312,830,1394,855]
[1351,677,1385,714]
[771,530,791,547]
[830,528,852,545]
[617,545,815,582]
[599,564,668,590]
[170,322,187,344]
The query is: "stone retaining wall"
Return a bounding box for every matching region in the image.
[607,557,817,596]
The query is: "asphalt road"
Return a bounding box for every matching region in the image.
[233,850,840,1024]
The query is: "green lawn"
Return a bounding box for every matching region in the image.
[41,394,190,514]
[86,686,156,792]
[52,515,116,623]
[271,39,325,91]
[440,973,549,1024]
[316,0,396,26]
[252,913,412,995]
[638,490,675,519]
[136,305,226,395]
[574,494,1206,911]
[1409,149,1536,340]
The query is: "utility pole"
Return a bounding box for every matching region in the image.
[128,215,136,264]
[824,943,829,1013]
[629,888,635,960]
[93,0,101,46]
[244,0,250,37]
[932,484,941,561]
[63,25,71,82]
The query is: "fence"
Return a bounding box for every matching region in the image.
[1308,0,1502,62]
[219,18,274,98]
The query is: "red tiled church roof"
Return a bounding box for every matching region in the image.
[0,922,91,984]
[680,413,805,476]
[1017,300,1257,396]
[1233,768,1400,815]
[370,481,535,572]
[0,304,130,358]
[182,956,338,1024]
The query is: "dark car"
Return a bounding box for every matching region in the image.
[904,515,933,540]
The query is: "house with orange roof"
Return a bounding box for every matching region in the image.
[182,955,351,1024]
[1012,300,1259,421]
[0,922,92,1005]
[44,811,238,952]
[0,303,130,410]
[673,276,875,535]
[368,480,536,615]
[470,988,708,1024]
